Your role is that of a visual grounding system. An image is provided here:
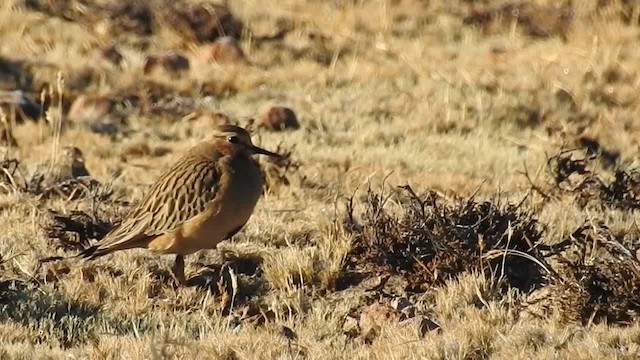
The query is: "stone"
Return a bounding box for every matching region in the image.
[196,37,246,64]
[67,95,115,122]
[255,106,299,131]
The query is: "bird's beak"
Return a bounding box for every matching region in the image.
[251,145,283,158]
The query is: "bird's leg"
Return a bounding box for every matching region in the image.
[172,255,187,286]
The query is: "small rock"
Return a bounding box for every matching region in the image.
[143,52,190,75]
[255,106,299,131]
[67,95,115,122]
[196,37,246,64]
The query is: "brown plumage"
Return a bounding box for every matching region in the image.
[79,125,281,285]
[48,146,91,183]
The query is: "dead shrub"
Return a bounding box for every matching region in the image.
[530,222,640,325]
[258,143,300,193]
[43,208,120,252]
[340,185,545,293]
[463,1,574,40]
[545,146,640,210]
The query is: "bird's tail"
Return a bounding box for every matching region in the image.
[39,233,151,265]
[38,244,106,264]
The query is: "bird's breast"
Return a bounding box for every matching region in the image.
[225,157,264,211]
[174,157,264,253]
[205,157,263,235]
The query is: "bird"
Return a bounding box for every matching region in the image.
[28,146,94,194]
[50,146,91,182]
[39,146,98,199]
[77,125,282,285]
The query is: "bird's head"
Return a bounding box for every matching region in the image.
[212,125,282,158]
[61,146,85,164]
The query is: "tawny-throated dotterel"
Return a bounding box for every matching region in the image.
[79,124,281,285]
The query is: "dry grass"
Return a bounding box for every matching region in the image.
[1,0,640,358]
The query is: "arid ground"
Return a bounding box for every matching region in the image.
[1,0,640,358]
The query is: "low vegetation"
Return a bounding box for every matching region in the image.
[1,0,640,358]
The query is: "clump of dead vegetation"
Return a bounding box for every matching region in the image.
[529,222,640,325]
[541,142,640,324]
[462,0,574,40]
[341,185,545,293]
[258,143,300,193]
[43,209,119,253]
[0,152,112,201]
[540,140,640,210]
[29,175,110,201]
[23,0,244,44]
[341,180,640,327]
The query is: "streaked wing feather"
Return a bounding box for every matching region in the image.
[144,160,220,235]
[96,155,221,251]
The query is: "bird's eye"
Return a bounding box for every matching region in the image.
[227,135,240,144]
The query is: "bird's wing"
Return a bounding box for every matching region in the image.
[139,159,222,235]
[82,156,222,258]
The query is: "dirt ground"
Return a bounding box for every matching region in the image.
[1,0,640,358]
